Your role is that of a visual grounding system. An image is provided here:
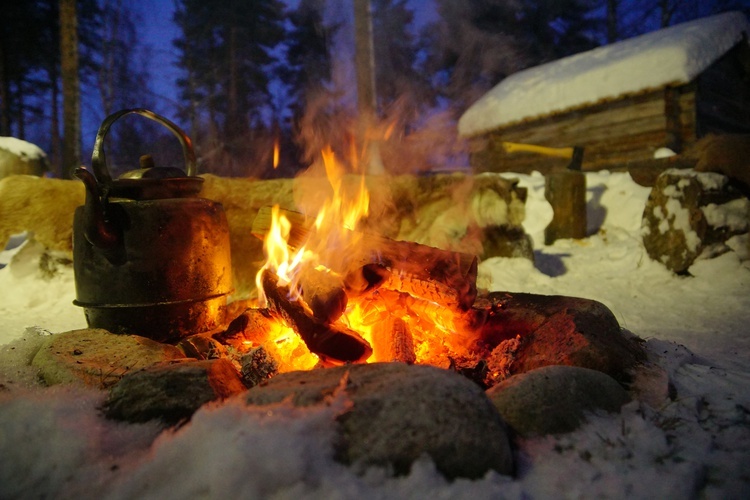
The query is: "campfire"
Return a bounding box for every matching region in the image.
[56,109,642,400]
[216,146,487,374]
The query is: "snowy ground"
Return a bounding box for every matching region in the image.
[1,171,749,498]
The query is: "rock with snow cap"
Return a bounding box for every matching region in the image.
[0,137,49,179]
[641,169,749,273]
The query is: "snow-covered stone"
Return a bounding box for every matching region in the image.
[0,137,48,178]
[641,169,749,273]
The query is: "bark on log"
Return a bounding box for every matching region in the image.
[261,269,372,365]
[252,206,478,310]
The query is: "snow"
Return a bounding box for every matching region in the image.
[1,170,750,498]
[458,11,750,137]
[0,136,47,161]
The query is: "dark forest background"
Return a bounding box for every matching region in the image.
[2,0,749,179]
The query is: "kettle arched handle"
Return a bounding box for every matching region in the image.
[91,108,197,186]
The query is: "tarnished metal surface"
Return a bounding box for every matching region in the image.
[73,198,233,342]
[73,109,233,343]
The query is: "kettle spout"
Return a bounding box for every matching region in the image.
[74,167,122,250]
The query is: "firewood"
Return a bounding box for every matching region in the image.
[240,346,279,387]
[343,263,391,295]
[373,289,488,334]
[213,308,275,350]
[252,206,478,310]
[378,270,472,311]
[298,263,348,324]
[370,316,416,364]
[261,269,372,365]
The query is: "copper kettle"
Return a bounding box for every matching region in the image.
[73,109,232,343]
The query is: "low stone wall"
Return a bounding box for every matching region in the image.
[0,172,530,297]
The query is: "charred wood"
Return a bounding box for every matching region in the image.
[261,269,372,365]
[213,308,275,350]
[298,263,348,324]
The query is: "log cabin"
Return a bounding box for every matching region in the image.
[459,11,750,175]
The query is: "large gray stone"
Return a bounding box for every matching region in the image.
[244,362,514,479]
[31,328,185,388]
[478,292,646,387]
[104,358,246,425]
[486,365,630,437]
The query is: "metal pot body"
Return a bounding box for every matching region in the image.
[73,197,233,343]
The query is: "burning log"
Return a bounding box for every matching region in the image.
[373,289,488,335]
[261,269,372,365]
[370,316,416,364]
[213,307,275,349]
[252,206,478,310]
[298,263,348,324]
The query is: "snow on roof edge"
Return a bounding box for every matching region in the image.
[458,11,750,138]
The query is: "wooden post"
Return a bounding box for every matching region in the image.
[544,171,587,245]
[354,0,377,121]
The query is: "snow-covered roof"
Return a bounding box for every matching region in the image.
[458,11,750,138]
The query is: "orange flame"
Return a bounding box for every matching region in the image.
[272,137,280,169]
[254,144,473,371]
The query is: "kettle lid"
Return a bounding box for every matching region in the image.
[90,109,202,200]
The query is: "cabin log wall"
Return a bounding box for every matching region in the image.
[468,42,750,176]
[468,87,698,175]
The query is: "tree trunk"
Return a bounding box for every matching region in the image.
[353,0,383,174]
[98,0,121,118]
[48,65,61,175]
[0,40,11,136]
[226,25,240,139]
[660,0,672,27]
[353,0,377,120]
[16,86,24,139]
[606,0,618,43]
[60,0,81,179]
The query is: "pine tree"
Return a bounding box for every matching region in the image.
[173,0,285,174]
[284,0,338,119]
[371,0,430,116]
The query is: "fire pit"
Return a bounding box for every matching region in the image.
[59,111,644,389]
